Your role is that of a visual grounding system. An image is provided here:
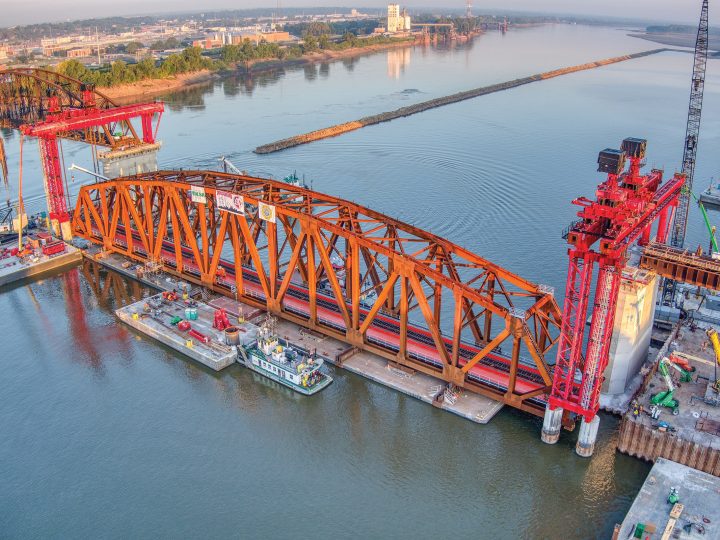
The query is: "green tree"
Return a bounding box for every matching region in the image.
[302,34,318,53]
[342,32,358,47]
[133,57,157,78]
[56,59,91,80]
[126,41,144,54]
[318,34,331,50]
[306,22,331,36]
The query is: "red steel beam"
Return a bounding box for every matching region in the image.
[20,102,164,143]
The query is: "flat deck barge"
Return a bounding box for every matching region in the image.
[92,250,504,424]
[116,293,237,371]
[615,458,720,539]
[212,296,504,424]
[0,234,81,287]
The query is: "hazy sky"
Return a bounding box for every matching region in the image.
[0,0,715,27]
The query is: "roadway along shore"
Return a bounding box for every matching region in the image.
[99,40,416,104]
[254,48,671,155]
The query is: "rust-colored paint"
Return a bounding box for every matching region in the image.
[72,170,563,416]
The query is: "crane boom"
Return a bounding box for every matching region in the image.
[219,156,242,175]
[663,0,709,304]
[671,0,709,250]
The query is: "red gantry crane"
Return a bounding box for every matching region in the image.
[0,69,164,241]
[20,99,163,240]
[543,138,685,456]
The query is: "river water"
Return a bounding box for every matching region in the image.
[2,24,719,538]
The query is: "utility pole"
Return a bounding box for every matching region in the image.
[466,0,472,18]
[95,26,101,65]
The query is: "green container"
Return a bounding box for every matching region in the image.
[169,316,182,326]
[633,523,645,539]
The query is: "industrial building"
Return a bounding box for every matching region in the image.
[387,4,411,33]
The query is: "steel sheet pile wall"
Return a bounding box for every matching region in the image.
[617,417,720,476]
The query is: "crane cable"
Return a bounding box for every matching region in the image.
[17,134,25,251]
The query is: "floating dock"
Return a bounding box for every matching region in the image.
[96,251,504,423]
[255,49,668,154]
[615,458,719,539]
[116,293,237,371]
[0,233,82,287]
[616,321,720,477]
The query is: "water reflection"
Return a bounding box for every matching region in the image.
[154,42,461,113]
[303,63,318,82]
[342,56,357,72]
[387,48,411,79]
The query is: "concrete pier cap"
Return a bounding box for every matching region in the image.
[575,415,600,458]
[541,405,563,444]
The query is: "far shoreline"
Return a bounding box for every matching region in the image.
[101,39,418,104]
[627,31,720,52]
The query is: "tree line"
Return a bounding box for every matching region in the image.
[54,33,411,88]
[56,47,214,87]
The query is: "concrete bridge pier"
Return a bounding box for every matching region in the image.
[575,416,600,457]
[541,405,563,444]
[99,144,161,179]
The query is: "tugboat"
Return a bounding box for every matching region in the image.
[282,171,309,189]
[243,316,332,395]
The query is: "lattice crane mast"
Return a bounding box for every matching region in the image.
[665,0,709,299]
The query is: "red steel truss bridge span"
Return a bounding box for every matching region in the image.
[71,170,563,418]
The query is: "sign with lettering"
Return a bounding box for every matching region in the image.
[215,190,245,215]
[189,186,207,204]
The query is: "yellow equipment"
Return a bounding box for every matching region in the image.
[706,328,720,392]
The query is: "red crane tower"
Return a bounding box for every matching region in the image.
[542,138,685,456]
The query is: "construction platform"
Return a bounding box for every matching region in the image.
[83,247,185,293]
[616,321,720,477]
[116,293,237,371]
[210,296,505,424]
[0,234,81,287]
[615,458,720,539]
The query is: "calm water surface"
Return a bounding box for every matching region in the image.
[5,24,720,538]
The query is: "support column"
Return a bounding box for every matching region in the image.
[656,207,670,244]
[59,220,73,242]
[541,405,563,444]
[575,416,600,457]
